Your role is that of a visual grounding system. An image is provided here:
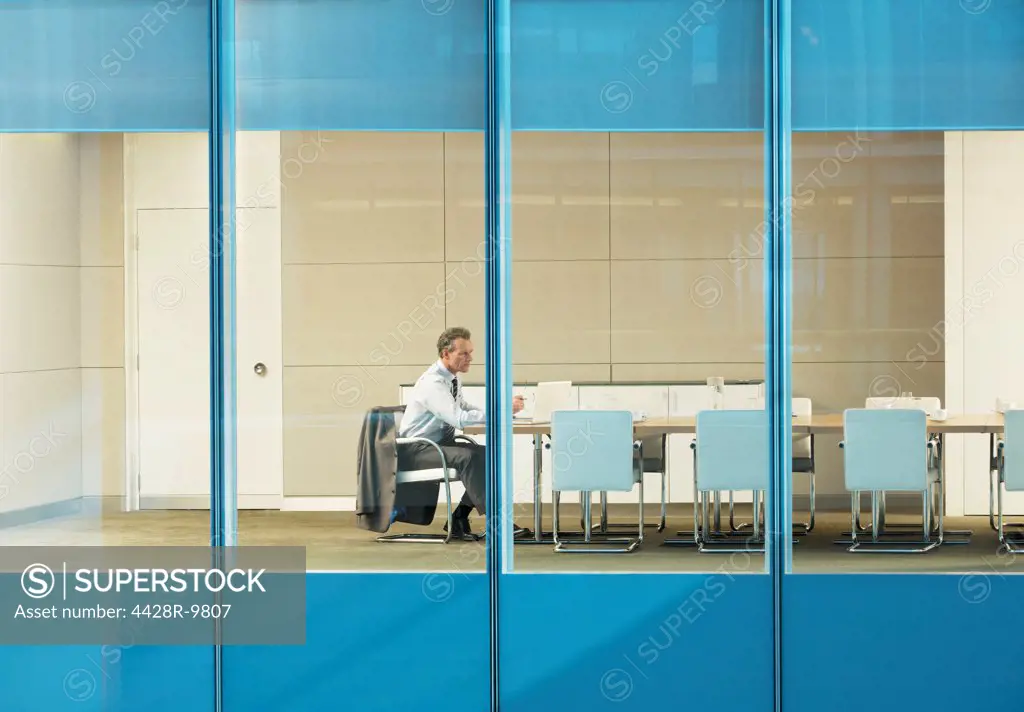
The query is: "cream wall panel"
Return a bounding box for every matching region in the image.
[611,259,764,364]
[80,267,124,368]
[80,133,125,267]
[81,368,125,498]
[446,260,611,365]
[444,132,485,263]
[457,364,613,387]
[446,132,611,262]
[0,134,80,267]
[283,263,445,366]
[0,266,81,373]
[958,131,1024,515]
[236,130,282,209]
[610,132,763,261]
[282,132,444,264]
[514,261,611,364]
[791,131,942,259]
[0,369,83,512]
[283,364,424,496]
[131,133,209,210]
[793,257,943,363]
[510,132,609,261]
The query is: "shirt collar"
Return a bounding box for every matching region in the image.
[436,360,457,383]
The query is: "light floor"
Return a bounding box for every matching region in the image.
[3,504,1023,575]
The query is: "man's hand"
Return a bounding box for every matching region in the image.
[512,395,525,414]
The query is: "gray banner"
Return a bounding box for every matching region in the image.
[0,546,306,645]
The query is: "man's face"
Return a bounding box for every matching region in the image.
[443,338,474,373]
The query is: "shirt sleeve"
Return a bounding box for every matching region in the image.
[421,377,485,429]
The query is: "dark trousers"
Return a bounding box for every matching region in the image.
[396,438,487,516]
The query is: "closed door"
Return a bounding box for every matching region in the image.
[136,207,281,507]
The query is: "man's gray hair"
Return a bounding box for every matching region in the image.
[437,326,472,356]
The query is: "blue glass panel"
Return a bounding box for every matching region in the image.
[0,0,210,131]
[792,0,1024,130]
[224,574,491,711]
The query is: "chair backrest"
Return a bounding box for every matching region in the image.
[842,409,929,492]
[865,396,941,417]
[550,410,635,492]
[695,409,768,492]
[1003,410,1024,492]
[792,397,812,458]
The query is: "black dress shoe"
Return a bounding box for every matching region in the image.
[464,523,533,540]
[443,516,477,541]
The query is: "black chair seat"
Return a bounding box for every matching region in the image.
[792,456,814,473]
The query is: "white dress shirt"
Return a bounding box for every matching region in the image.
[398,360,485,442]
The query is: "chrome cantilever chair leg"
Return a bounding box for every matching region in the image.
[990,436,1024,535]
[588,431,667,534]
[997,457,1024,554]
[697,490,764,554]
[377,438,461,544]
[555,445,644,554]
[846,486,943,553]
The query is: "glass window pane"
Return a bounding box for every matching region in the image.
[784,3,1024,710]
[228,1,491,710]
[0,0,215,708]
[499,1,774,710]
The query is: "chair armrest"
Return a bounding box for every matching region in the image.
[396,436,433,446]
[453,434,477,445]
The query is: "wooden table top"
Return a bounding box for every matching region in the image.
[463,413,1005,436]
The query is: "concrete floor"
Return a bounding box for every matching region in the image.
[3,503,1024,574]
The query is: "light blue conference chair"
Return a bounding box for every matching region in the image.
[996,410,1024,554]
[691,409,768,554]
[839,409,942,553]
[550,410,644,553]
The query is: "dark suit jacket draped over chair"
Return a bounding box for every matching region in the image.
[355,406,439,533]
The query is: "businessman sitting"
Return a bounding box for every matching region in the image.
[398,326,532,541]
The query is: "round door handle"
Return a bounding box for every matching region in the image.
[254,362,267,376]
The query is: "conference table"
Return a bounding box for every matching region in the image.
[464,413,1005,545]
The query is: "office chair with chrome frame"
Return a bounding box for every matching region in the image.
[729,397,815,537]
[587,434,668,536]
[839,408,943,553]
[995,409,1024,554]
[376,407,481,544]
[551,410,644,554]
[688,409,768,554]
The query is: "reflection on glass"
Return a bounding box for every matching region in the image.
[502,128,768,573]
[233,0,488,572]
[788,129,1024,573]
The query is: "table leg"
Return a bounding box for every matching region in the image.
[516,432,588,545]
[938,432,972,544]
[534,433,543,542]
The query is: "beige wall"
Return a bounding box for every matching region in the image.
[945,131,1024,517]
[0,133,126,515]
[80,134,127,500]
[0,135,82,512]
[282,130,945,500]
